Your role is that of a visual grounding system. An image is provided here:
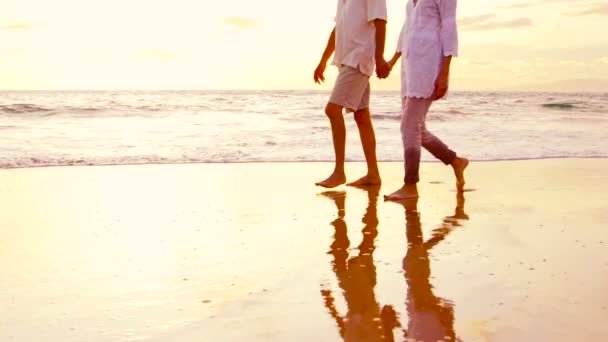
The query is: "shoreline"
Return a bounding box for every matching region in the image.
[1,156,607,172]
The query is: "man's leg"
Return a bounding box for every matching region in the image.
[316,66,370,188]
[347,108,381,186]
[316,102,347,188]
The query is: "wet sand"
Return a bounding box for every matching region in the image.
[1,159,607,341]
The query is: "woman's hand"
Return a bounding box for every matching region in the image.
[434,56,452,100]
[388,52,402,70]
[433,71,449,100]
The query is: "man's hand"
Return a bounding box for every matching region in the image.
[314,28,336,84]
[376,58,391,79]
[372,18,389,79]
[314,62,327,84]
[433,72,449,100]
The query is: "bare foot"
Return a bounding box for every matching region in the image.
[346,174,381,186]
[451,157,469,192]
[319,190,347,203]
[315,172,347,188]
[384,183,419,201]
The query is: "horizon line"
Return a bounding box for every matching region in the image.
[1,89,607,94]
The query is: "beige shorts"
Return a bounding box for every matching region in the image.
[329,65,370,112]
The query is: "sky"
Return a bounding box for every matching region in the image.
[1,0,607,91]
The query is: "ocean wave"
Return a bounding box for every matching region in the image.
[0,125,19,130]
[0,104,53,114]
[0,104,171,116]
[63,106,104,113]
[373,109,465,121]
[437,109,467,115]
[542,103,577,109]
[0,156,172,169]
[2,155,608,170]
[0,104,109,115]
[1,90,606,171]
[373,112,401,121]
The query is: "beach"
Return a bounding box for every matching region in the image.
[1,159,607,341]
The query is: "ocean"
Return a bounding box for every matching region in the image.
[0,90,606,169]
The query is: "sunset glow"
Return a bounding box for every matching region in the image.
[1,0,607,91]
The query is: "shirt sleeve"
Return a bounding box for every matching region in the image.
[437,0,459,57]
[396,22,407,53]
[334,0,340,22]
[367,0,388,22]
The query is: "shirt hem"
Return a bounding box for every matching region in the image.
[402,93,433,100]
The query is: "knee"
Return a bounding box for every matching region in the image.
[421,129,431,142]
[402,117,422,134]
[400,117,407,132]
[354,110,371,126]
[402,121,423,142]
[325,103,342,119]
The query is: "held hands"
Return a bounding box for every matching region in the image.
[375,57,391,79]
[315,55,394,82]
[378,52,402,79]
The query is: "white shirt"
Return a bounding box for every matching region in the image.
[332,0,388,77]
[396,0,459,99]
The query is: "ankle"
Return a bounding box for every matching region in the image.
[368,170,380,178]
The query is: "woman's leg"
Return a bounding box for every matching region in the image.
[401,97,433,184]
[421,123,456,166]
[385,97,432,200]
[420,110,469,192]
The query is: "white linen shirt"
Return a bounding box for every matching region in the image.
[332,0,388,77]
[396,0,458,99]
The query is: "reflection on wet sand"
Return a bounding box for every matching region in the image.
[320,187,399,341]
[321,189,469,341]
[400,193,468,341]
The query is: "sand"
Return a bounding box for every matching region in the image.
[1,159,607,341]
